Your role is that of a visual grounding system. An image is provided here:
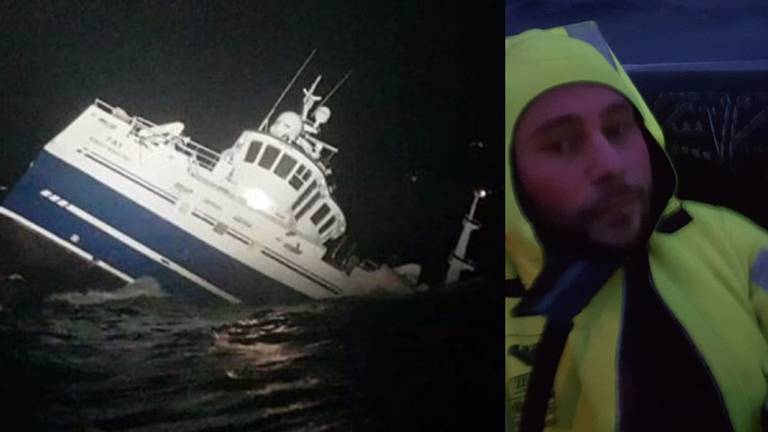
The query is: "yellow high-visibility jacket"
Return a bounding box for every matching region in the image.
[505,21,768,431]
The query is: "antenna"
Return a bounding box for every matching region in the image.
[302,75,323,120]
[258,49,317,132]
[318,69,353,107]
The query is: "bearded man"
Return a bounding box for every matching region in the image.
[505,21,768,432]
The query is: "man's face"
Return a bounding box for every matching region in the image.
[514,84,653,249]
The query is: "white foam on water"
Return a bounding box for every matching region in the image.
[251,377,322,395]
[259,399,326,421]
[46,276,168,305]
[210,331,324,367]
[7,273,25,282]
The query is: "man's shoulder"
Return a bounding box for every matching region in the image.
[681,199,727,215]
[682,200,758,225]
[679,199,768,240]
[665,200,725,234]
[680,200,732,222]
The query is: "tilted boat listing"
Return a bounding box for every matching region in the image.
[0,74,424,304]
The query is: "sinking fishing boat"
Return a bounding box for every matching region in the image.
[0,60,423,304]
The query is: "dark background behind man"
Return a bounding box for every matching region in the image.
[506,0,768,63]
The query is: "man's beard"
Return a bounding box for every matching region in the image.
[529,182,652,257]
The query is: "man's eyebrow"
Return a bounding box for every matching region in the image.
[528,114,582,140]
[600,101,633,119]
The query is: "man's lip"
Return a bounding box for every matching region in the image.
[606,194,637,207]
[597,193,639,214]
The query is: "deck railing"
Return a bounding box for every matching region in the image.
[94,99,222,170]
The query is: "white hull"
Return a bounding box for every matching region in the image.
[2,101,417,304]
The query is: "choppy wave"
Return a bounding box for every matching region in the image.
[0,273,499,431]
[45,276,168,306]
[0,292,358,431]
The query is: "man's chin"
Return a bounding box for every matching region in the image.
[529,207,650,257]
[588,229,643,254]
[540,227,642,258]
[588,208,647,250]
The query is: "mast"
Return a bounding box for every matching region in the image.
[318,69,352,108]
[258,49,317,132]
[444,188,487,284]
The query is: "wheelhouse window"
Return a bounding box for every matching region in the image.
[245,140,263,163]
[289,164,308,190]
[292,180,317,210]
[318,216,336,235]
[310,204,330,225]
[273,154,298,179]
[296,192,321,221]
[257,145,281,170]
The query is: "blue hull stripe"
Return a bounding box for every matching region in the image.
[2,150,309,304]
[261,249,341,295]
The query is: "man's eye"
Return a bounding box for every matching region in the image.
[604,121,631,142]
[543,140,576,154]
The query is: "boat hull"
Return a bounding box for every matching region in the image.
[1,150,308,305]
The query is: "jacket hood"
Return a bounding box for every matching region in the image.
[505,21,679,287]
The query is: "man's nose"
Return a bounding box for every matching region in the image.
[584,132,624,182]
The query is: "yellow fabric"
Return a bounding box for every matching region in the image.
[505,21,768,431]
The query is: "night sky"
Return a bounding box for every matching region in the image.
[1,1,503,283]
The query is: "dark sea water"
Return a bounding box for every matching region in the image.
[0,272,501,431]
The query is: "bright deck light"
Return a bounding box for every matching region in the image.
[242,188,273,211]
